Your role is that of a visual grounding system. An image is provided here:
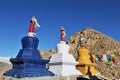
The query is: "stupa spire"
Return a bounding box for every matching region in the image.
[28,16,40,37]
[80,37,86,48]
[60,26,66,41]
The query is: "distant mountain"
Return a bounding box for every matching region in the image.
[0,57,11,64]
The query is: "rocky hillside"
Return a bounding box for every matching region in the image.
[0,61,12,80]
[0,57,12,75]
[0,62,11,75]
[40,49,56,60]
[95,58,120,80]
[68,28,120,59]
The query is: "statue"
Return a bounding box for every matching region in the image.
[28,16,40,37]
[60,26,66,41]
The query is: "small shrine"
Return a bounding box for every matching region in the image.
[48,26,82,76]
[76,38,99,75]
[4,16,54,78]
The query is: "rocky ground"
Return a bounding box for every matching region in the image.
[0,62,12,80]
[0,62,12,75]
[95,59,120,80]
[0,76,79,80]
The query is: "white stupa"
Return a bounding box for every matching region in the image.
[48,26,82,76]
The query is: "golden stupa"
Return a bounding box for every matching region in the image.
[76,43,99,75]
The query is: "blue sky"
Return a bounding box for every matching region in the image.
[0,0,120,57]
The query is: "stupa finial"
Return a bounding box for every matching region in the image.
[60,26,66,41]
[80,38,86,47]
[28,16,40,37]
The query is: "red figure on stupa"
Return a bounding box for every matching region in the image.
[60,26,66,41]
[28,16,40,37]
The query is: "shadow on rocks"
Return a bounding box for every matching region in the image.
[77,66,101,80]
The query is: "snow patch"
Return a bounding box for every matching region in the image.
[0,56,11,64]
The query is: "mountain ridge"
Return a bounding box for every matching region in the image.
[68,28,120,59]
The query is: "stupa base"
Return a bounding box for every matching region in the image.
[49,53,82,76]
[4,68,54,78]
[76,63,99,75]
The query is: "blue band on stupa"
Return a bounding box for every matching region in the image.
[22,36,39,49]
